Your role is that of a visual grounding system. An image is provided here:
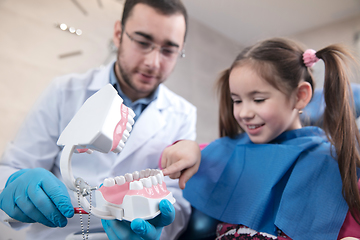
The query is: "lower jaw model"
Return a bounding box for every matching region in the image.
[96,169,175,221]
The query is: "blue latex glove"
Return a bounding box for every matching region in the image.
[102,199,175,240]
[0,168,74,227]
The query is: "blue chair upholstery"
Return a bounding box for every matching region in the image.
[302,83,360,127]
[178,206,220,240]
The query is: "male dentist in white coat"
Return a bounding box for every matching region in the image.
[0,0,196,239]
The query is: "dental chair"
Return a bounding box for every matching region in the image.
[177,207,219,240]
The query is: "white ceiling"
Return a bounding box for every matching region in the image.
[182,0,360,46]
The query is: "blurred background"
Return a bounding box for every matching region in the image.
[1,0,360,239]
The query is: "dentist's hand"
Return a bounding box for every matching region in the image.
[102,199,175,240]
[161,140,201,189]
[0,168,74,227]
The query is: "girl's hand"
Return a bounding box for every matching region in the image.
[160,140,201,189]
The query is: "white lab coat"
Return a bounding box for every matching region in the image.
[0,62,196,240]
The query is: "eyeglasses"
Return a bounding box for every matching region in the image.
[125,31,185,60]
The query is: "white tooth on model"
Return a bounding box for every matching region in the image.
[159,171,165,182]
[145,168,151,177]
[125,173,133,182]
[127,116,135,126]
[140,170,146,178]
[156,173,163,184]
[85,149,93,154]
[151,169,157,176]
[121,134,128,143]
[112,146,122,153]
[123,130,130,138]
[151,176,158,185]
[118,140,125,148]
[115,176,126,185]
[130,180,143,190]
[126,122,132,132]
[104,178,115,187]
[132,171,140,180]
[141,178,152,188]
[128,109,135,118]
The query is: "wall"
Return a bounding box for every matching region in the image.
[165,18,242,143]
[291,14,360,87]
[293,15,360,51]
[0,0,123,156]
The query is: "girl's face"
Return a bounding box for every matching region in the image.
[229,64,302,143]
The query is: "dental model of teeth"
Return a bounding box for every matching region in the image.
[96,168,175,221]
[56,84,175,221]
[58,84,175,221]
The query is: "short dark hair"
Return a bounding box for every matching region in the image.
[121,0,188,41]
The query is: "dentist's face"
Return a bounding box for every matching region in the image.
[115,3,186,101]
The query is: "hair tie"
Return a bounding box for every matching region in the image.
[303,49,319,67]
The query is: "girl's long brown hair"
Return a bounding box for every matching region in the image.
[217,38,360,223]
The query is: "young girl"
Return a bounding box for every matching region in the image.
[162,38,360,239]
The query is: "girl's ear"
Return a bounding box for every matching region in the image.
[113,20,122,49]
[295,81,312,111]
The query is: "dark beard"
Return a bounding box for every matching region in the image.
[116,60,137,92]
[115,35,138,93]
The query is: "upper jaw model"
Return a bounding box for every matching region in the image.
[57,84,175,221]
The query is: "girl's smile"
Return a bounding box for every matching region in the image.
[245,123,265,135]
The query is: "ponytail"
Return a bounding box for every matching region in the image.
[316,45,360,223]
